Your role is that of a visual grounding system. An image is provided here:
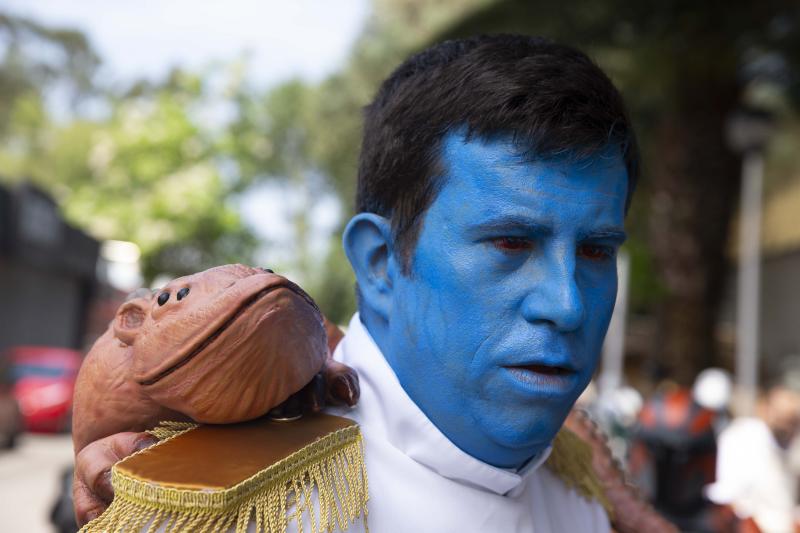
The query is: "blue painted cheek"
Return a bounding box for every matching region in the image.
[577,270,618,366]
[388,200,494,402]
[577,259,619,329]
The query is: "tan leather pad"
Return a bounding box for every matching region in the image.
[117,414,356,490]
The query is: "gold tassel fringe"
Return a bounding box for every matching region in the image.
[545,428,614,519]
[146,420,200,441]
[82,422,369,533]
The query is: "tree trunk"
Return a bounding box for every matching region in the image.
[647,81,741,385]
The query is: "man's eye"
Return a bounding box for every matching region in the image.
[578,244,614,260]
[491,237,532,252]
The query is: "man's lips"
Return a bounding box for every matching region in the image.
[510,363,574,376]
[503,362,579,393]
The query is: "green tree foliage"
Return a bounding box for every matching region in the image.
[0,13,99,136]
[0,13,257,282]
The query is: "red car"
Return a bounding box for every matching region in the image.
[4,346,82,433]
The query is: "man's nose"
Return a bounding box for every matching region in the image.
[520,255,585,332]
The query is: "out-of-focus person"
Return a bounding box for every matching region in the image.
[50,466,78,533]
[706,371,800,533]
[693,367,734,434]
[579,382,643,461]
[628,384,720,532]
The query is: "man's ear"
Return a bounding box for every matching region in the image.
[113,297,149,345]
[342,213,396,321]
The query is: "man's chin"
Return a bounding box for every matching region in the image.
[477,408,571,460]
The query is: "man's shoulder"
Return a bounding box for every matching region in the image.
[536,464,612,531]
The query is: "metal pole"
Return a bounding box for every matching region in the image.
[735,151,764,415]
[600,249,631,396]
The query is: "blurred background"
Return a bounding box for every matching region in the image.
[1,1,799,531]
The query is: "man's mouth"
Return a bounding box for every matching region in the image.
[509,363,574,376]
[503,363,578,392]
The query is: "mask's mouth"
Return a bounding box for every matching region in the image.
[138,281,314,386]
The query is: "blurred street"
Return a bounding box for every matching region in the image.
[0,434,73,533]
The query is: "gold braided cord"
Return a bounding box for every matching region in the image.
[81,423,369,533]
[545,428,614,519]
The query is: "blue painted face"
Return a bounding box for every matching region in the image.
[357,132,628,468]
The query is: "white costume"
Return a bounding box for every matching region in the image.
[706,418,798,533]
[291,314,610,532]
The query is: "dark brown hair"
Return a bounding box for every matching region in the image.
[356,34,639,271]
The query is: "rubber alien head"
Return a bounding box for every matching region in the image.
[114,264,328,423]
[345,132,628,468]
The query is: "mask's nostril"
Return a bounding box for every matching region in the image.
[157,292,170,306]
[177,287,190,301]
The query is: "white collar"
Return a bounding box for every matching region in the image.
[338,313,552,496]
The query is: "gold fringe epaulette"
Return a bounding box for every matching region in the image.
[145,420,199,440]
[82,414,369,533]
[545,427,613,519]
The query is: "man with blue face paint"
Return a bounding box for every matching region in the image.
[319,35,642,531]
[73,34,664,532]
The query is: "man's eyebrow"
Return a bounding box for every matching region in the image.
[467,214,553,236]
[579,227,627,243]
[466,216,627,242]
